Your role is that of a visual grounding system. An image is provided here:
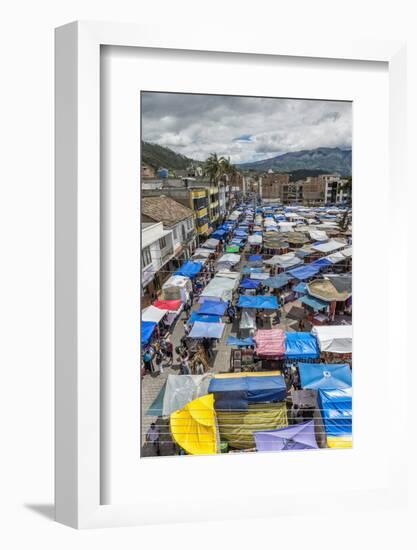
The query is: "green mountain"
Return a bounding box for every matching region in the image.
[141,141,197,170]
[239,147,352,176]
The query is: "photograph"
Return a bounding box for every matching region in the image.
[140,91,352,457]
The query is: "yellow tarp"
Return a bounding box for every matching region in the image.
[170,394,217,455]
[215,371,282,379]
[327,436,352,449]
[217,402,288,450]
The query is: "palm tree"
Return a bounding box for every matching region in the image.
[204,152,227,183]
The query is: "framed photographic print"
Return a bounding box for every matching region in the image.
[55,21,407,528]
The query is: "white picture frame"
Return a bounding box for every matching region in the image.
[55,20,407,529]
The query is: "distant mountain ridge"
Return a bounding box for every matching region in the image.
[238,147,352,176]
[142,141,198,170]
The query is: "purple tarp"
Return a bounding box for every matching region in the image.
[254,420,318,451]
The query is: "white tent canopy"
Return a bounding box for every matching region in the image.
[202,238,220,249]
[141,305,167,323]
[161,374,212,416]
[312,325,352,354]
[201,276,237,301]
[217,253,240,265]
[326,251,346,264]
[265,252,302,269]
[248,234,262,244]
[309,230,328,242]
[312,240,346,253]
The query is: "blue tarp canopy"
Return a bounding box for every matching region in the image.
[188,312,221,324]
[264,274,291,289]
[319,388,352,437]
[298,363,352,390]
[242,266,263,274]
[209,375,286,410]
[293,282,308,293]
[238,295,279,309]
[288,264,321,280]
[300,294,328,311]
[212,229,227,239]
[226,336,255,347]
[240,277,261,289]
[188,321,225,339]
[311,257,333,269]
[285,332,320,360]
[174,260,203,279]
[141,320,157,345]
[198,300,227,316]
[234,230,248,237]
[248,254,262,261]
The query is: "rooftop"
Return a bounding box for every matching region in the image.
[142,195,194,226]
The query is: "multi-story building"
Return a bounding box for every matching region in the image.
[141,221,175,306]
[261,171,290,200]
[142,180,211,236]
[141,195,198,261]
[302,174,348,205]
[281,181,304,204]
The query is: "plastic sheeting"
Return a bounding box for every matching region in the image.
[209,375,287,407]
[239,309,257,329]
[249,272,271,280]
[254,420,318,451]
[309,230,328,241]
[312,240,346,253]
[264,274,291,289]
[254,328,285,357]
[170,394,217,455]
[285,332,320,359]
[201,238,220,249]
[160,374,212,416]
[188,312,221,324]
[201,276,237,301]
[141,305,167,323]
[240,277,261,289]
[153,299,182,311]
[217,253,241,265]
[270,252,302,269]
[248,235,262,244]
[198,300,227,316]
[300,294,328,311]
[226,336,255,347]
[319,388,352,437]
[299,363,352,390]
[327,436,352,448]
[238,295,279,309]
[248,254,262,262]
[216,402,288,450]
[188,321,225,339]
[288,264,321,280]
[141,320,156,345]
[174,260,203,279]
[312,325,352,353]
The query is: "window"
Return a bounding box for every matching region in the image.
[142,246,152,267]
[159,236,167,249]
[173,227,178,240]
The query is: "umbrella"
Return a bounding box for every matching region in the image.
[254,420,319,451]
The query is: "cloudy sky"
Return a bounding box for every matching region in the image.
[141,92,352,164]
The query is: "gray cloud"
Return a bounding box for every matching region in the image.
[141,92,352,163]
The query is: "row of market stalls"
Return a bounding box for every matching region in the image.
[148,356,352,454]
[142,200,352,456]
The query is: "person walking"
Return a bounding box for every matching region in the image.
[180,351,191,375]
[142,347,154,374]
[146,423,161,456]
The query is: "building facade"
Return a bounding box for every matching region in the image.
[141,222,175,306]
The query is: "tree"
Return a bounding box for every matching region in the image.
[204,152,226,183]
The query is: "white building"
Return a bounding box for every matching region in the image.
[141,222,175,301]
